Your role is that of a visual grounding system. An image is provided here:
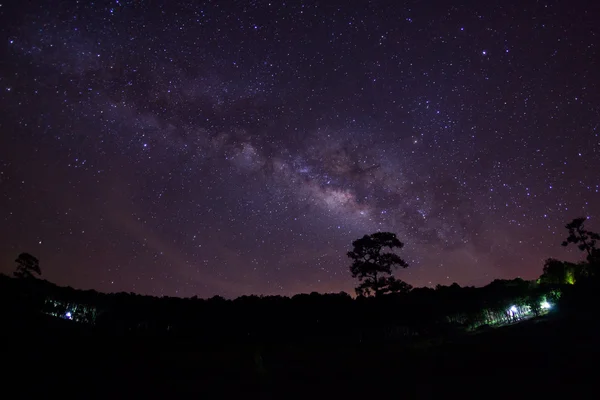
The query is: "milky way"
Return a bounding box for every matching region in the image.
[1,1,599,297]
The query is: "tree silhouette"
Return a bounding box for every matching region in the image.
[348,232,409,297]
[539,258,577,285]
[562,217,600,264]
[13,253,41,279]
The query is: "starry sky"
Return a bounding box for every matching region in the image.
[1,0,599,298]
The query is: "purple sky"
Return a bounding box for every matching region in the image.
[1,0,598,298]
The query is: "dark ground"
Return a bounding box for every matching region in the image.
[2,312,598,399]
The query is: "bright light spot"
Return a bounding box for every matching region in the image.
[510,305,518,313]
[482,50,487,55]
[65,311,72,319]
[541,301,551,309]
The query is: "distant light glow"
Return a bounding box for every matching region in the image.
[510,305,517,313]
[541,301,551,309]
[65,311,72,319]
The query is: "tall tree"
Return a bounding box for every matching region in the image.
[348,232,409,297]
[562,217,600,264]
[13,253,41,279]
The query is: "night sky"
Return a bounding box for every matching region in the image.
[1,1,598,298]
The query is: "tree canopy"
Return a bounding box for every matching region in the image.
[348,232,410,297]
[562,217,600,265]
[539,258,578,285]
[13,253,41,279]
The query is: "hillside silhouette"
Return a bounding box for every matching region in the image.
[2,217,600,398]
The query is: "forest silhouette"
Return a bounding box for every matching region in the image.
[2,217,600,398]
